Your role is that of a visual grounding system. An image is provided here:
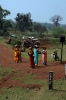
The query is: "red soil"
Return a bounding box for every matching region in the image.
[0,44,65,89]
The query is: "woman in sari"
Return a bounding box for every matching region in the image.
[14,45,20,63]
[42,47,47,65]
[28,47,35,68]
[33,45,39,67]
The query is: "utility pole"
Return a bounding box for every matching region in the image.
[60,36,65,63]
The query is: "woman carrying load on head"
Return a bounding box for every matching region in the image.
[18,47,22,62]
[28,46,35,68]
[14,45,20,63]
[33,45,39,67]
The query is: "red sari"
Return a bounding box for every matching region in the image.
[28,48,35,68]
[29,56,34,67]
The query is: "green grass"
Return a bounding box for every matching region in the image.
[0,66,66,100]
[0,64,66,100]
[0,66,13,80]
[22,51,29,58]
[0,36,13,49]
[24,73,43,84]
[0,36,7,44]
[0,80,66,100]
[11,70,23,80]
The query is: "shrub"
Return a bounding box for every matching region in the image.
[4,32,10,37]
[0,29,3,36]
[11,38,19,49]
[52,27,65,38]
[0,30,10,37]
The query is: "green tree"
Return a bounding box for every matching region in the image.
[0,5,10,36]
[32,22,47,38]
[0,5,10,30]
[15,12,32,32]
[3,20,12,31]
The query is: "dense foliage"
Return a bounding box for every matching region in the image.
[0,6,11,36]
[15,12,32,32]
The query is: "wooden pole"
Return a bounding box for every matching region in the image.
[49,71,53,90]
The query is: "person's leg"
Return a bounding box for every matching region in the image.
[55,55,57,61]
[44,62,47,65]
[57,56,59,61]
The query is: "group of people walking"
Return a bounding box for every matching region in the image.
[14,44,59,68]
[28,45,47,69]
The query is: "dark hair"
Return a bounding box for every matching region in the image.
[43,47,46,50]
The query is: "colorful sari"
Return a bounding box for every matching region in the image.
[42,50,47,65]
[33,48,39,66]
[28,47,35,68]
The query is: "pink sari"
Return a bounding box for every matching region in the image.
[42,50,47,63]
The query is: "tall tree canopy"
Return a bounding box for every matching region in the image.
[15,12,32,32]
[0,5,10,30]
[50,15,62,27]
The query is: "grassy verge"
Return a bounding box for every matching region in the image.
[0,67,66,100]
[0,79,66,100]
[0,66,13,80]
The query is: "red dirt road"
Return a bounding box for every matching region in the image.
[0,44,65,89]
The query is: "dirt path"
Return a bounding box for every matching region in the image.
[0,44,65,89]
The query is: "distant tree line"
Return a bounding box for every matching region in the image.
[0,5,66,38]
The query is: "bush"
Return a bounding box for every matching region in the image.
[50,38,60,47]
[52,27,65,38]
[4,32,10,37]
[0,30,10,37]
[11,38,19,49]
[0,30,3,36]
